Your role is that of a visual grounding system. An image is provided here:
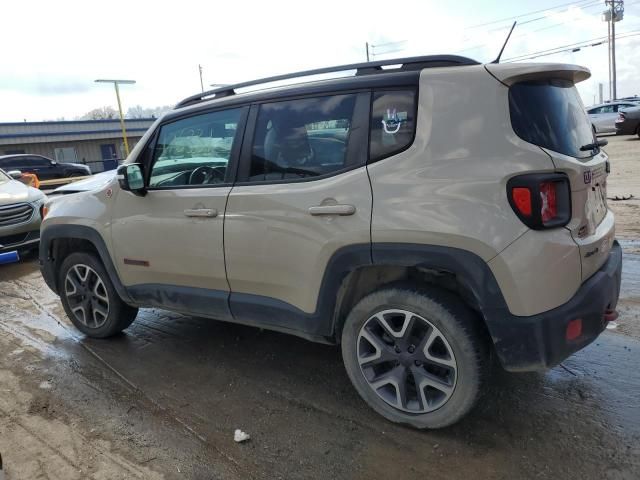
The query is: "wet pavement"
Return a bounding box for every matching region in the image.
[0,244,639,479]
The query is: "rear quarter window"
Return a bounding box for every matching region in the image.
[509,79,595,160]
[369,90,417,162]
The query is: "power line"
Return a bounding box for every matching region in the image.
[503,29,640,62]
[456,0,640,57]
[465,0,601,29]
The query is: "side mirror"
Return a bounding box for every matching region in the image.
[117,164,146,196]
[7,170,22,179]
[51,160,57,165]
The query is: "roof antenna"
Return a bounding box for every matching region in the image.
[492,21,517,64]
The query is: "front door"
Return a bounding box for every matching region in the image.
[224,93,372,331]
[110,106,247,320]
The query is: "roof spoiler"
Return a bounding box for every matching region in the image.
[485,63,591,86]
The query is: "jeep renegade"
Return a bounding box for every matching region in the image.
[39,55,622,428]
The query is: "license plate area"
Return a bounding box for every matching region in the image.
[585,178,607,230]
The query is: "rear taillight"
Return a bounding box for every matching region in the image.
[507,173,571,229]
[539,181,557,222]
[615,113,625,123]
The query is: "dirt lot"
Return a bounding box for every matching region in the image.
[0,135,638,479]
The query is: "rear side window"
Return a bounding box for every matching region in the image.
[248,94,357,181]
[509,79,595,159]
[369,90,417,162]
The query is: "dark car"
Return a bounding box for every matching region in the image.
[0,154,91,180]
[615,106,640,138]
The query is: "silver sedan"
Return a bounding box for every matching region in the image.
[587,101,640,134]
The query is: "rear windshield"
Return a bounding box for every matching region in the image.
[509,79,595,159]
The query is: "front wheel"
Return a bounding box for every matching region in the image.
[58,252,138,338]
[341,286,488,429]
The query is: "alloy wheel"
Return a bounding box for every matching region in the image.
[64,264,110,329]
[357,309,457,413]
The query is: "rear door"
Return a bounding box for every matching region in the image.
[224,92,371,328]
[508,78,614,281]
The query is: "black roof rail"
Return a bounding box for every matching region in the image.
[175,54,479,108]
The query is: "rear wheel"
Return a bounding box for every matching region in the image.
[341,286,488,429]
[58,252,138,338]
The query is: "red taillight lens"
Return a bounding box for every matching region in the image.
[511,187,532,216]
[539,181,557,223]
[507,174,571,230]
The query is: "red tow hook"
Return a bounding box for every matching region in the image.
[603,309,619,323]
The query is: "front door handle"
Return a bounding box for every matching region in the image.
[184,208,218,218]
[308,204,356,216]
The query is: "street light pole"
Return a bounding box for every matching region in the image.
[95,79,136,158]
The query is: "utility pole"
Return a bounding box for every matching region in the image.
[603,0,624,100]
[95,79,136,158]
[365,42,370,62]
[199,64,204,92]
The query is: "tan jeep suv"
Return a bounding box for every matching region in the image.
[40,55,622,428]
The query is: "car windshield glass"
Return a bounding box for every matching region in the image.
[509,79,595,159]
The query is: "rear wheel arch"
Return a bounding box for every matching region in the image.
[330,244,502,343]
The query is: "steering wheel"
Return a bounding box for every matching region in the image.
[188,165,225,185]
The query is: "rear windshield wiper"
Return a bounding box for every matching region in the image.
[580,138,608,151]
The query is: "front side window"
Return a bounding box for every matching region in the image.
[248,94,357,181]
[369,90,417,162]
[149,108,242,187]
[509,79,595,159]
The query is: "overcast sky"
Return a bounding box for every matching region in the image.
[1,0,639,122]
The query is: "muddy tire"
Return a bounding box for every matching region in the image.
[341,285,488,429]
[58,252,138,338]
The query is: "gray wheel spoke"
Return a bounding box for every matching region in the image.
[93,280,108,303]
[358,329,397,367]
[411,365,454,398]
[420,329,456,368]
[374,310,413,339]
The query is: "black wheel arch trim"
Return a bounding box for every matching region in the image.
[39,224,133,303]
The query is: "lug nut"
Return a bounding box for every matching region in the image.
[394,345,401,353]
[408,345,415,354]
[414,360,422,366]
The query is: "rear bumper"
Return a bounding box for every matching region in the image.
[490,240,622,371]
[615,122,638,135]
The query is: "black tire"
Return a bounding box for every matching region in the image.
[341,285,488,429]
[58,252,138,338]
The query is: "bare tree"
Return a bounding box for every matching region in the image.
[79,106,118,120]
[126,104,172,119]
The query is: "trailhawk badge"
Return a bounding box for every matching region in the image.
[584,170,592,184]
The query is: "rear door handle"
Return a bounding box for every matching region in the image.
[308,204,356,216]
[184,208,218,218]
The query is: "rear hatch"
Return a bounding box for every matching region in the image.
[488,63,615,281]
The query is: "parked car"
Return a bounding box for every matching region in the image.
[39,56,621,429]
[0,169,46,261]
[52,170,116,195]
[587,101,640,133]
[614,105,640,137]
[0,154,91,180]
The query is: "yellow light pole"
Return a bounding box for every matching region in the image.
[95,79,136,158]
